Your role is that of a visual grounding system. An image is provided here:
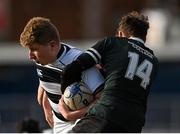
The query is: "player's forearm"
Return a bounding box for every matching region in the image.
[76,53,96,71]
[61,51,99,93]
[58,97,88,121]
[64,107,88,121]
[42,92,51,109]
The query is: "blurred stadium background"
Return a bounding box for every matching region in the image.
[0,0,180,132]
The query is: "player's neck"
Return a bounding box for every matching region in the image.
[129,37,145,44]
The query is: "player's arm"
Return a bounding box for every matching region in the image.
[58,96,89,121]
[58,83,104,121]
[38,86,54,128]
[61,38,108,92]
[42,91,54,128]
[37,85,44,105]
[58,89,103,121]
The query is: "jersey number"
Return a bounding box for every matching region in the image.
[125,52,153,89]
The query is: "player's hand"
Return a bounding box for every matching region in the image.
[58,96,71,119]
[42,93,54,128]
[61,60,82,93]
[37,86,44,105]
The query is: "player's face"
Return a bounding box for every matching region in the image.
[28,42,56,65]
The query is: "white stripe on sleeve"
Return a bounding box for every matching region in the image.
[88,48,101,60]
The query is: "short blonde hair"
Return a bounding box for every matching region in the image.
[20,17,60,47]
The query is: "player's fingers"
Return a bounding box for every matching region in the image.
[46,116,54,128]
[37,96,42,105]
[47,120,53,128]
[59,97,64,104]
[37,87,44,105]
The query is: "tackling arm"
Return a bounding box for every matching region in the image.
[61,39,107,92]
[61,54,96,93]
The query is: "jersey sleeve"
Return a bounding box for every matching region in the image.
[77,38,110,70]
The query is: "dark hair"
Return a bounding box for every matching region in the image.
[118,11,149,41]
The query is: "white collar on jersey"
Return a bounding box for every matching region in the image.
[129,37,145,44]
[47,43,67,67]
[58,44,67,60]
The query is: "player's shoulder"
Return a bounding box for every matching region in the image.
[96,37,128,48]
[60,42,83,64]
[102,36,128,42]
[110,37,129,47]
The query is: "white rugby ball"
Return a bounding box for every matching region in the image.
[63,82,94,111]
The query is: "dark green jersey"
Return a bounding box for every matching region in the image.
[77,37,158,128]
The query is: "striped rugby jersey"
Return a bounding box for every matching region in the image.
[35,43,104,122]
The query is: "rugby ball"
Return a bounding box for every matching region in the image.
[63,82,94,111]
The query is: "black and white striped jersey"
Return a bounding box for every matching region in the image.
[35,43,104,122]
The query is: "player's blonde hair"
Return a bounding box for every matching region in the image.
[20,17,60,47]
[118,11,149,41]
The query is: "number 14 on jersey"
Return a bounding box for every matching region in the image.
[125,52,153,89]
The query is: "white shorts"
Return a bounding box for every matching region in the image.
[53,113,75,133]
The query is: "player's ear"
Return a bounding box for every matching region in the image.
[117,31,123,37]
[49,40,59,50]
